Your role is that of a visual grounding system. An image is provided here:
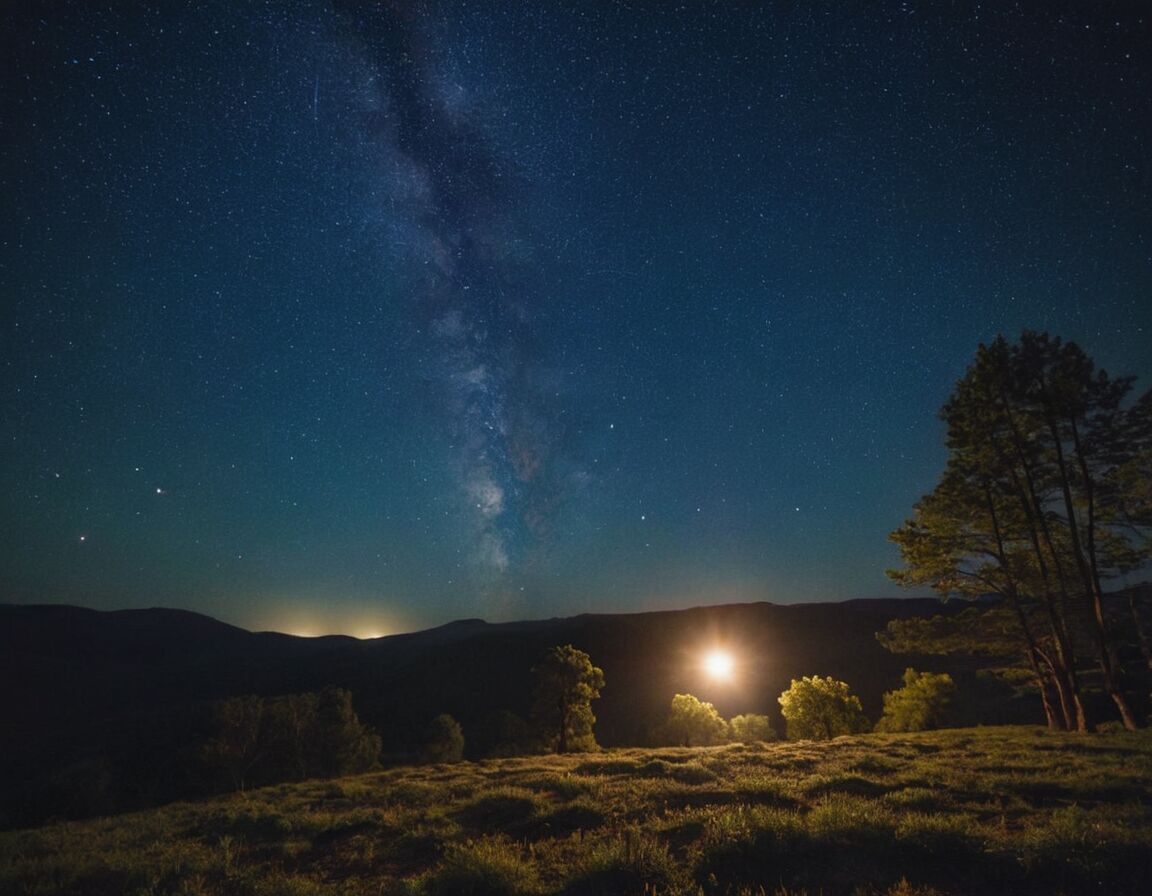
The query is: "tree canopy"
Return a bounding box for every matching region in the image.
[531,645,604,753]
[201,688,380,791]
[777,676,867,740]
[729,713,776,744]
[421,714,465,764]
[665,693,729,746]
[875,668,955,732]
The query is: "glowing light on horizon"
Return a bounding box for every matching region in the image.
[704,649,735,681]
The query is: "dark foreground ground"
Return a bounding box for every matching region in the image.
[3,725,1150,896]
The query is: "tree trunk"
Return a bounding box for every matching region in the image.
[992,385,1089,731]
[1051,409,1139,729]
[986,490,1064,731]
[557,699,569,753]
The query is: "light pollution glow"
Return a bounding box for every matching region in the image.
[255,601,409,640]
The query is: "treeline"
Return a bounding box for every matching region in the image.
[657,669,955,747]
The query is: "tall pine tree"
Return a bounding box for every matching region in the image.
[888,332,1150,730]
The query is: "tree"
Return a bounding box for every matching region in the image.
[307,688,381,777]
[888,332,1151,730]
[729,713,776,744]
[665,694,729,746]
[777,676,867,740]
[531,645,604,753]
[475,710,534,758]
[201,695,265,791]
[878,604,1066,730]
[875,668,955,732]
[201,689,379,791]
[421,713,465,764]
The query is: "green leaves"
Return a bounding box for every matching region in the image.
[777,676,868,741]
[876,669,956,733]
[666,694,729,747]
[531,645,605,753]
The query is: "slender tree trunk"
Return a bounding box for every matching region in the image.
[1051,408,1139,729]
[1031,648,1062,730]
[993,383,1089,730]
[557,699,569,753]
[985,486,1064,730]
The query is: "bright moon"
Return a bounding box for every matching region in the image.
[704,649,735,681]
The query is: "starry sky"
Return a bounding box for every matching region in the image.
[2,1,1150,637]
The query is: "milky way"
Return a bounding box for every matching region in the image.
[336,1,574,595]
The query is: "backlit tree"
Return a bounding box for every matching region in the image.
[777,676,867,740]
[665,693,729,746]
[875,668,955,732]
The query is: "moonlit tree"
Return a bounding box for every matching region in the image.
[889,332,1150,730]
[531,645,605,753]
[777,676,867,741]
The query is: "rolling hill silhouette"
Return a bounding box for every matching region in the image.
[0,598,1019,828]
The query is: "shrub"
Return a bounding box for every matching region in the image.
[876,669,955,733]
[422,714,466,764]
[729,713,776,744]
[563,829,683,895]
[424,837,538,896]
[666,694,729,746]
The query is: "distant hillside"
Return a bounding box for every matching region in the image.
[0,597,1021,828]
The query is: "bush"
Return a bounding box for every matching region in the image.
[563,829,683,895]
[876,669,955,733]
[201,689,379,791]
[422,714,465,764]
[778,676,868,740]
[729,713,776,744]
[666,694,729,746]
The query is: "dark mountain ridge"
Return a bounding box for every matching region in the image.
[0,597,1017,828]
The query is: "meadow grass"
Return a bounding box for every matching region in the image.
[1,726,1149,895]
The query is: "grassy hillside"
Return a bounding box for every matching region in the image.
[3,726,1150,896]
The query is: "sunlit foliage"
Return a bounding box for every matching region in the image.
[665,693,729,746]
[729,712,776,744]
[876,668,956,733]
[778,675,868,740]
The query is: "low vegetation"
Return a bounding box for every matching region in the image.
[3,725,1149,895]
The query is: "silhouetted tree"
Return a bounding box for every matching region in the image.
[475,710,535,758]
[421,713,465,764]
[777,676,867,740]
[531,645,604,753]
[201,689,379,791]
[889,332,1150,730]
[201,695,265,790]
[308,688,380,777]
[878,605,1061,728]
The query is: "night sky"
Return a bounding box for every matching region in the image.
[3,1,1149,637]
